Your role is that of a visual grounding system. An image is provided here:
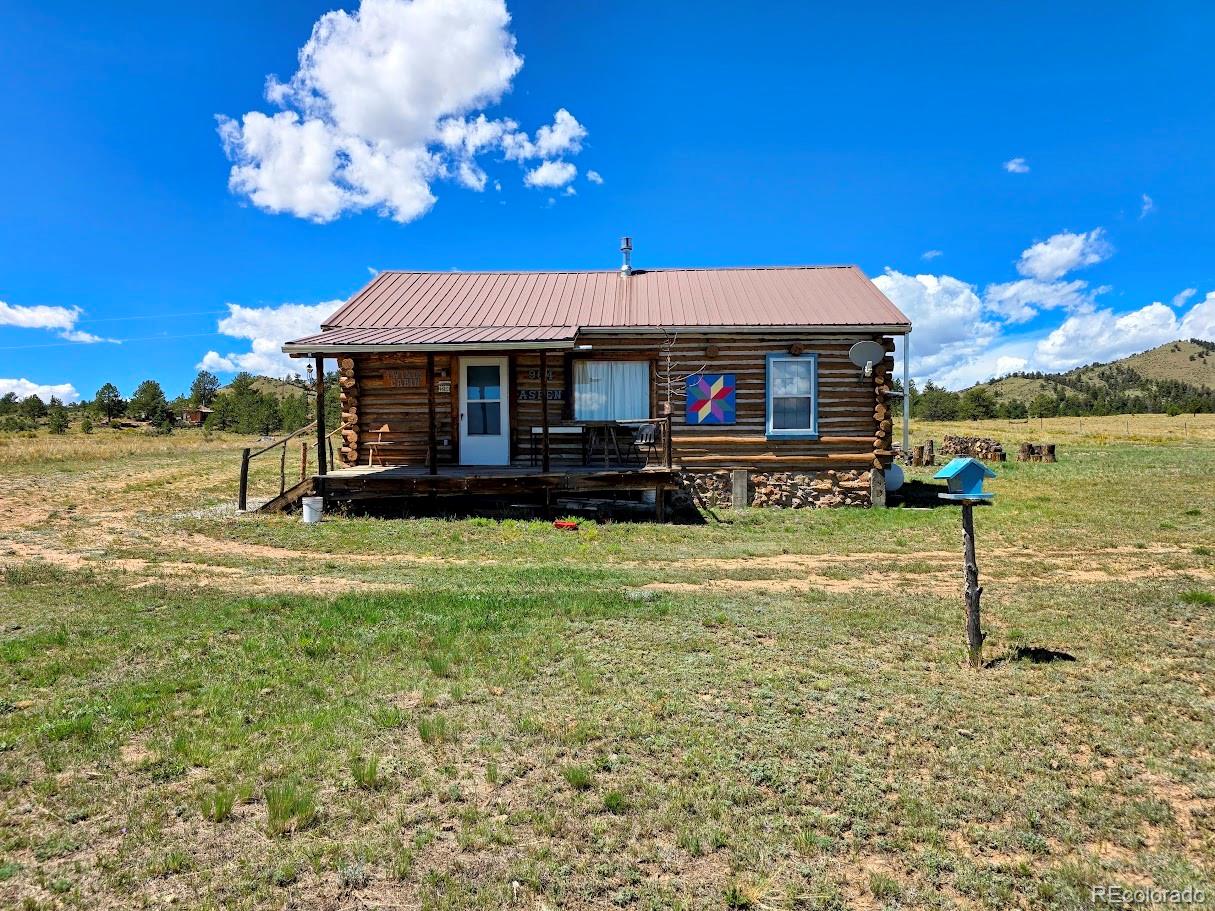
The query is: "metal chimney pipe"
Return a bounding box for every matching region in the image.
[620,236,633,275]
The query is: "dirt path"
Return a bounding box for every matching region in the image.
[2,453,1210,599]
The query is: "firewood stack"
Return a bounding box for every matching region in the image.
[338,357,359,466]
[1017,442,1057,463]
[941,434,1007,462]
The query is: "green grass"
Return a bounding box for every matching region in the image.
[0,430,1212,908]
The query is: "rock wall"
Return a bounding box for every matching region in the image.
[676,469,871,509]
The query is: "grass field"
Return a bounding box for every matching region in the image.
[1,417,1213,910]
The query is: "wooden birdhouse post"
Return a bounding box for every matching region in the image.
[934,458,998,669]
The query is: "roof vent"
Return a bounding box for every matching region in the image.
[620,236,633,275]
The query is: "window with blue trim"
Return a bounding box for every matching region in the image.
[766,353,818,438]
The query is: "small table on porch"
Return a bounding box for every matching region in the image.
[578,421,635,468]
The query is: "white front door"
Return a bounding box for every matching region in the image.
[458,357,510,465]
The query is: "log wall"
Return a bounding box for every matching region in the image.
[338,333,896,472]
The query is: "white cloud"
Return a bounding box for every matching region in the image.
[1031,293,1215,371]
[198,301,340,377]
[921,249,942,261]
[534,108,586,158]
[1172,288,1197,308]
[1181,292,1215,339]
[873,270,999,383]
[1034,303,1179,370]
[1140,194,1154,218]
[982,277,1106,323]
[57,329,118,344]
[219,0,592,223]
[874,222,1215,388]
[0,378,79,402]
[1016,228,1112,282]
[995,355,1028,375]
[0,301,80,331]
[0,299,119,345]
[524,160,577,188]
[1003,157,1030,174]
[585,169,603,185]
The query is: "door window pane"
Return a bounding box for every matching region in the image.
[466,365,501,401]
[574,361,649,420]
[467,402,501,435]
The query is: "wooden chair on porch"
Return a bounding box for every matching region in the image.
[365,424,391,466]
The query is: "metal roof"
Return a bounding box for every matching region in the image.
[284,265,909,352]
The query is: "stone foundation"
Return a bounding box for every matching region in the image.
[676,469,872,509]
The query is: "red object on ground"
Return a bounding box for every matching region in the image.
[553,520,579,530]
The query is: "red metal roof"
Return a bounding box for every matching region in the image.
[284,266,909,351]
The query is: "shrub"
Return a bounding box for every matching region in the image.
[264,781,318,835]
[602,790,627,814]
[201,785,236,822]
[561,764,592,791]
[417,714,454,745]
[350,754,385,790]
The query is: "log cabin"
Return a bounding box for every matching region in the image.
[281,243,911,514]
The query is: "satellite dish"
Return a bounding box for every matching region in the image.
[848,340,886,369]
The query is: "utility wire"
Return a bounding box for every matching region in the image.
[0,331,225,351]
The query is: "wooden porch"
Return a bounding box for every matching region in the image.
[254,462,680,518]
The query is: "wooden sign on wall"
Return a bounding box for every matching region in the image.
[384,369,425,388]
[518,388,564,401]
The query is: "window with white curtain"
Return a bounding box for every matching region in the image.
[574,360,650,421]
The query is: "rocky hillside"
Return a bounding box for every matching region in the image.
[970,339,1214,404]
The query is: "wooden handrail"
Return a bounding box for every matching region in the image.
[239,420,348,511]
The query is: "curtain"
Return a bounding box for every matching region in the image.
[574,361,649,420]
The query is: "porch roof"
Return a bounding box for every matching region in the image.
[283,324,579,352]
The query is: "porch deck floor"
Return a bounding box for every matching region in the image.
[322,463,672,481]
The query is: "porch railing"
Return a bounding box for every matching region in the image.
[237,422,346,511]
[531,415,673,471]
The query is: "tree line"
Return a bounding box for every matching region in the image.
[0,369,339,435]
[904,363,1215,422]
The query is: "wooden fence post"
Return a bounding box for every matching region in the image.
[961,502,985,668]
[279,444,286,495]
[301,442,309,482]
[238,447,251,512]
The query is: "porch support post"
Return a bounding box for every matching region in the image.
[314,355,327,477]
[426,352,437,475]
[540,350,551,473]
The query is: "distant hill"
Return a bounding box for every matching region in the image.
[969,339,1215,405]
[248,375,311,401]
[217,375,312,401]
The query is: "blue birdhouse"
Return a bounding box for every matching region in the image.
[934,457,996,501]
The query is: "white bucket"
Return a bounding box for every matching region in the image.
[301,496,324,524]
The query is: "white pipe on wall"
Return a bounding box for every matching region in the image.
[902,330,911,453]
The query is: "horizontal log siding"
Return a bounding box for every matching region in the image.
[583,333,894,471]
[340,333,896,470]
[345,353,455,467]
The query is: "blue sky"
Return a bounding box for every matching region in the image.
[2,0,1214,400]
